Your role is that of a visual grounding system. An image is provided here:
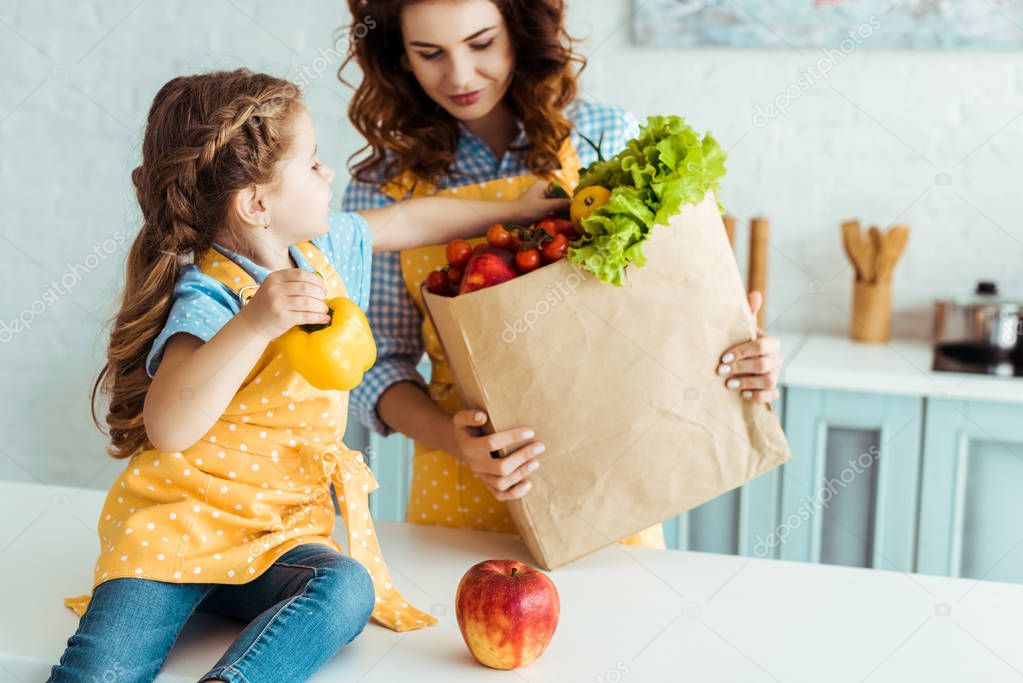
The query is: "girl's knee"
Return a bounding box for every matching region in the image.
[48,631,160,683]
[315,556,376,637]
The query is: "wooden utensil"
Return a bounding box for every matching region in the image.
[877,225,909,282]
[863,225,882,283]
[841,220,865,282]
[844,221,910,343]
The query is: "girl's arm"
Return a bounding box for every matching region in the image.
[143,268,328,452]
[360,181,569,253]
[143,315,271,453]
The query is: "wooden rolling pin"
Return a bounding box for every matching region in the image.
[748,217,769,329]
[723,215,736,248]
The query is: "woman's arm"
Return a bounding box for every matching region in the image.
[341,179,433,437]
[360,182,568,253]
[376,381,460,454]
[377,381,544,502]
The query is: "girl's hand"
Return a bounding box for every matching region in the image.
[512,181,571,224]
[451,410,544,501]
[717,291,782,403]
[239,268,330,342]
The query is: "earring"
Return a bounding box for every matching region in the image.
[263,221,270,230]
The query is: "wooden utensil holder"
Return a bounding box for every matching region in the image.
[850,279,892,342]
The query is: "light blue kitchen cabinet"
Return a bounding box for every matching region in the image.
[917,398,1023,583]
[776,387,923,572]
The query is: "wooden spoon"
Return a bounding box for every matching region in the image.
[841,220,865,282]
[863,225,882,283]
[877,225,909,282]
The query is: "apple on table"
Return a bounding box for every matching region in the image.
[455,559,560,670]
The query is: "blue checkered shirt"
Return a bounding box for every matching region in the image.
[342,99,641,434]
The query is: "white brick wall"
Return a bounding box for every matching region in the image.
[2,1,1021,489]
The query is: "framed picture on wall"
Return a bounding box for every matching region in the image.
[632,0,1023,50]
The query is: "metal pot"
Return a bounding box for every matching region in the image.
[932,281,1023,377]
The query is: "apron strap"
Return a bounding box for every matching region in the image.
[197,240,348,305]
[301,442,438,631]
[380,132,583,202]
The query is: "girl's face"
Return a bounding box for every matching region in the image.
[400,0,515,123]
[263,106,335,241]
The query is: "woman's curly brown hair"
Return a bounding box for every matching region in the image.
[92,69,302,459]
[340,0,585,186]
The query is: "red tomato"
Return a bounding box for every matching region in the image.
[537,219,559,238]
[539,218,575,236]
[552,219,576,236]
[515,248,541,273]
[486,224,513,249]
[425,269,449,295]
[447,267,463,286]
[541,233,569,262]
[445,239,472,269]
[507,231,522,251]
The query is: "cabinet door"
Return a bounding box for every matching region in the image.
[918,399,1023,582]
[777,388,923,571]
[670,392,786,555]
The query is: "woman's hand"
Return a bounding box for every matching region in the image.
[450,410,544,501]
[717,291,783,403]
[512,181,571,224]
[239,268,330,342]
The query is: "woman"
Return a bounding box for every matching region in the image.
[339,0,782,546]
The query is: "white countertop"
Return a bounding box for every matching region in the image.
[776,333,1023,405]
[4,479,1023,682]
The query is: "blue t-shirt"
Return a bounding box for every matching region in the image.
[144,211,372,378]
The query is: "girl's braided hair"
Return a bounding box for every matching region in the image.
[93,69,302,458]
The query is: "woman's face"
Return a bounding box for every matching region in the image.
[400,0,515,123]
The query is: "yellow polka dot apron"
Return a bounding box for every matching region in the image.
[382,137,666,550]
[64,241,437,633]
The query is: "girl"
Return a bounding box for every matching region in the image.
[339,0,783,540]
[50,68,567,683]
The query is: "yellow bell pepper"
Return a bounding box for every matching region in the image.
[277,296,377,391]
[570,185,612,232]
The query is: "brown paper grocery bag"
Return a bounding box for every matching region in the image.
[423,190,791,569]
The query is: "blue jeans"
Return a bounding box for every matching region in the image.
[48,543,376,683]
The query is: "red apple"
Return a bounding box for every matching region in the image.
[455,559,560,670]
[459,246,518,294]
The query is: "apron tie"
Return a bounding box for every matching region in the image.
[300,441,438,632]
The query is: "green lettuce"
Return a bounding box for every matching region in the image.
[569,116,727,285]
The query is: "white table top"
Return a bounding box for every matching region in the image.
[777,333,1023,405]
[3,479,1023,682]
